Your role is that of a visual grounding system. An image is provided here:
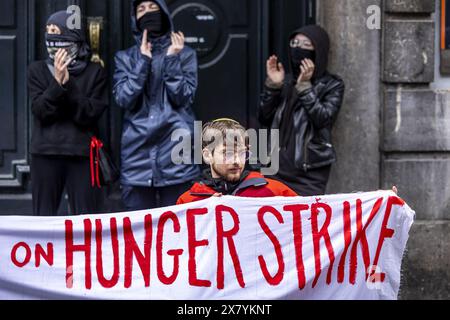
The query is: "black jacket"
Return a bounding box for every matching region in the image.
[28,61,108,157]
[259,72,345,171]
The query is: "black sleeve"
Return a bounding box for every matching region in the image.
[298,78,345,129]
[28,63,67,125]
[65,65,109,127]
[258,85,284,127]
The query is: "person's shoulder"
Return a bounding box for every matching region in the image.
[246,171,265,180]
[86,61,104,72]
[27,61,49,81]
[243,172,297,196]
[180,45,197,59]
[115,46,139,61]
[323,72,345,88]
[265,178,298,197]
[176,186,198,205]
[176,190,190,205]
[84,61,107,78]
[182,45,195,54]
[314,73,345,95]
[28,60,47,73]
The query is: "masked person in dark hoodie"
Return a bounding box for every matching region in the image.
[113,0,200,211]
[259,25,345,197]
[27,11,108,216]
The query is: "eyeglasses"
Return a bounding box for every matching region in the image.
[290,39,313,49]
[220,150,252,163]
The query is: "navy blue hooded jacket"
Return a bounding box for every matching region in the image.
[113,0,200,187]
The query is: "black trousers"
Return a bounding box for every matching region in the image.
[31,155,101,216]
[121,182,192,212]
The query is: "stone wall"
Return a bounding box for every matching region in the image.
[319,0,450,299]
[319,0,382,194]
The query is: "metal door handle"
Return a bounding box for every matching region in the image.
[88,17,105,67]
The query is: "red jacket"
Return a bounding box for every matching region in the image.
[177,171,298,205]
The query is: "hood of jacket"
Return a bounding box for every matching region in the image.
[289,24,330,82]
[131,0,174,45]
[45,10,92,75]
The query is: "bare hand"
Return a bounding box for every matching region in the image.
[167,31,185,56]
[212,193,223,198]
[140,30,153,59]
[266,55,285,86]
[392,186,398,195]
[297,58,315,83]
[54,49,71,86]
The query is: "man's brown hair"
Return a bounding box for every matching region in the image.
[202,118,248,152]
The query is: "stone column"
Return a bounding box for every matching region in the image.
[381,0,450,299]
[318,0,450,299]
[318,0,382,194]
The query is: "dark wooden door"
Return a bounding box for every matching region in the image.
[0,0,31,215]
[0,0,314,215]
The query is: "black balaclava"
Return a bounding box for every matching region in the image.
[290,48,316,81]
[45,11,91,76]
[137,11,168,38]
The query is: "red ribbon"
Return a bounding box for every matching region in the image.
[90,136,104,188]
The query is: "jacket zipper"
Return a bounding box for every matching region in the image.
[303,129,313,172]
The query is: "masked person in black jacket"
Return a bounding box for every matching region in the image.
[259,25,345,197]
[27,11,108,216]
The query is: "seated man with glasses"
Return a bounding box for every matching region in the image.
[177,119,298,205]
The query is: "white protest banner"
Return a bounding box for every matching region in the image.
[0,191,414,300]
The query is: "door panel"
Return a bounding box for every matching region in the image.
[167,0,265,128]
[0,0,31,214]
